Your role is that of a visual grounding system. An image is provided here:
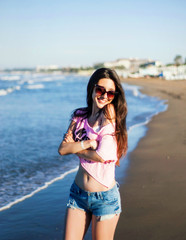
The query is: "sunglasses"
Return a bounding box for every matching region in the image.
[94,84,117,100]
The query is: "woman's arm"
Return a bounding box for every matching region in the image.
[59,137,105,163]
[58,120,96,155]
[76,150,105,163]
[58,138,98,156]
[58,117,114,164]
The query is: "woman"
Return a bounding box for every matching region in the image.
[58,68,128,240]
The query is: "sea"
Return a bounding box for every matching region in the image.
[0,72,167,239]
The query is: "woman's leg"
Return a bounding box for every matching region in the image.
[64,208,92,240]
[91,214,120,240]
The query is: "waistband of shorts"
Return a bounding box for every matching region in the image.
[72,181,119,197]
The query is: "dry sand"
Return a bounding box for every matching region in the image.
[115,78,186,240]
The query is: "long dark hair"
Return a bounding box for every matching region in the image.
[73,68,128,165]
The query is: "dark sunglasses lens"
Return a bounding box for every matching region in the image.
[107,91,115,99]
[95,86,105,95]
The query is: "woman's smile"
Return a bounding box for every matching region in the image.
[97,97,107,104]
[92,78,116,111]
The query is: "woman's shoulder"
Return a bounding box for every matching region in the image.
[74,107,88,115]
[71,107,88,122]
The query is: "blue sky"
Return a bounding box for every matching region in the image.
[0,0,186,68]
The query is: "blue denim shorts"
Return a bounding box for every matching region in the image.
[67,181,122,221]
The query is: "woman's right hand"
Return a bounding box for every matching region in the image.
[89,139,98,150]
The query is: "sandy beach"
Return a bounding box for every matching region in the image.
[115,78,186,240]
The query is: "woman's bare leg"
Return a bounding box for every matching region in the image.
[64,208,92,240]
[91,214,120,240]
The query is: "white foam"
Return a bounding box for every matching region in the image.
[122,83,143,98]
[42,77,54,82]
[128,100,168,133]
[0,89,9,96]
[132,88,139,97]
[0,75,21,81]
[26,84,44,89]
[128,118,150,133]
[15,86,21,90]
[35,75,65,82]
[0,166,78,212]
[128,101,168,134]
[0,86,21,96]
[27,80,34,84]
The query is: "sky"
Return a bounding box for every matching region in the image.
[0,0,186,68]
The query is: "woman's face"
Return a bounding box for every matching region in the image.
[92,78,116,110]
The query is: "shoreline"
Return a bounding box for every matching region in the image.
[116,78,186,239]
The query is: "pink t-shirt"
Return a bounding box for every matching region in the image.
[73,113,118,188]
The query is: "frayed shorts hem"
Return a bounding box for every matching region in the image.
[66,181,122,221]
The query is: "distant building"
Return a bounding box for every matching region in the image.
[160,65,186,80]
[103,58,159,72]
[36,65,60,72]
[139,66,160,77]
[104,59,131,69]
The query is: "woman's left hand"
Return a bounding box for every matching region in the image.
[64,133,74,143]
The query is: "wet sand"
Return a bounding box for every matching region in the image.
[115,78,186,240]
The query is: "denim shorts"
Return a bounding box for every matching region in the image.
[67,181,122,221]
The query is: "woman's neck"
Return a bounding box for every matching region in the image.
[91,104,100,118]
[88,105,101,127]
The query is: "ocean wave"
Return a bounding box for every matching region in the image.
[0,86,21,96]
[0,75,21,81]
[0,167,78,212]
[42,77,58,82]
[26,75,65,83]
[122,83,144,98]
[128,100,168,133]
[26,84,45,89]
[26,80,34,84]
[41,75,65,82]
